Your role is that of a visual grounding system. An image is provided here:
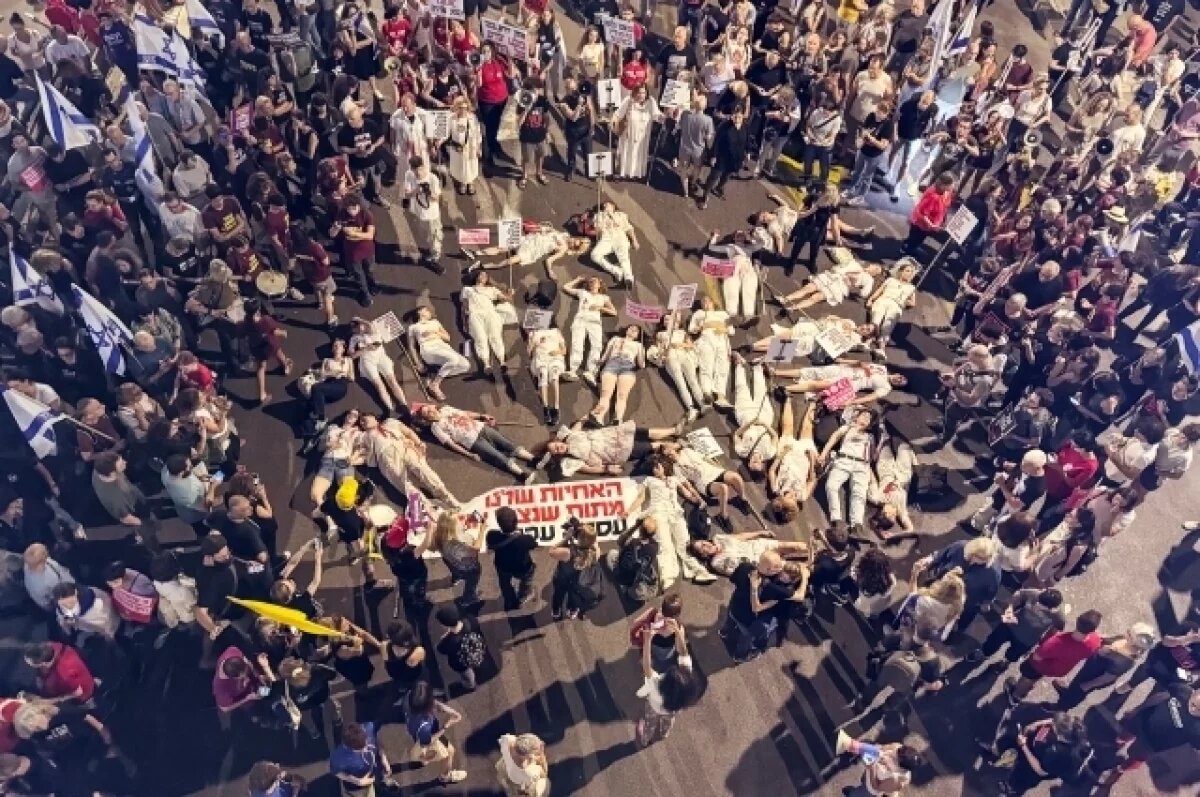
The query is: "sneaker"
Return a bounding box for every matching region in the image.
[1183,521,1200,531]
[440,770,467,784]
[287,287,304,300]
[844,195,867,207]
[693,571,717,584]
[685,408,700,423]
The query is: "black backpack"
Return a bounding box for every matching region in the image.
[526,279,558,309]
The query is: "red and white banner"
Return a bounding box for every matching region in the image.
[700,255,736,278]
[457,227,490,246]
[624,299,664,323]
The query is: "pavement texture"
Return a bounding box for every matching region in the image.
[1,1,1199,796]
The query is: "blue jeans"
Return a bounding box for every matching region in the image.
[723,613,777,659]
[845,150,886,197]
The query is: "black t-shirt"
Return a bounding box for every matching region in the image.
[518,97,552,144]
[728,562,793,624]
[746,58,787,96]
[1141,683,1200,752]
[196,560,239,614]
[43,150,92,193]
[337,119,384,169]
[896,96,936,141]
[240,8,274,47]
[30,706,93,756]
[435,618,483,672]
[1145,0,1185,32]
[234,45,272,85]
[657,44,697,80]
[535,21,560,65]
[320,498,366,542]
[208,511,268,560]
[858,111,894,158]
[1049,42,1072,78]
[0,54,21,99]
[486,528,537,575]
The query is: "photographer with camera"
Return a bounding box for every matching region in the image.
[404,157,446,273]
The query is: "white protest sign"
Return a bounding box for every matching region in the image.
[522,308,553,330]
[429,0,465,19]
[481,17,530,61]
[426,110,452,141]
[372,311,404,343]
[602,17,637,49]
[686,428,725,461]
[498,218,523,249]
[596,78,623,112]
[667,283,697,311]
[945,205,979,245]
[764,336,800,364]
[815,325,856,359]
[588,151,613,178]
[660,78,691,109]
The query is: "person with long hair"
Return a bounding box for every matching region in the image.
[414,403,536,481]
[414,512,486,608]
[894,568,966,647]
[403,682,467,785]
[537,419,684,477]
[562,276,617,386]
[1028,508,1099,587]
[769,398,818,524]
[628,454,714,587]
[612,83,662,179]
[635,635,700,747]
[406,303,471,402]
[589,325,646,426]
[548,522,603,620]
[460,269,516,380]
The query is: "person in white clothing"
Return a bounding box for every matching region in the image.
[754,197,799,255]
[442,96,482,194]
[774,360,906,404]
[628,455,716,586]
[495,733,549,797]
[44,26,89,71]
[662,440,750,532]
[778,259,882,312]
[650,313,706,422]
[769,399,818,524]
[414,404,536,480]
[867,439,919,540]
[463,224,590,280]
[349,317,407,415]
[561,276,616,386]
[407,304,470,401]
[389,93,428,189]
[730,356,777,475]
[707,229,760,322]
[590,201,639,288]
[528,325,567,426]
[688,296,733,408]
[613,84,663,179]
[819,409,877,530]
[360,414,461,506]
[865,259,919,353]
[752,315,876,360]
[590,325,647,425]
[404,157,445,269]
[460,270,517,379]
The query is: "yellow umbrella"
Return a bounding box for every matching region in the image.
[228,597,344,637]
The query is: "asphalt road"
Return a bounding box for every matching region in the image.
[5,1,1200,796]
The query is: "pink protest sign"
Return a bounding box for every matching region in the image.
[701,255,736,278]
[821,378,856,411]
[624,299,664,323]
[457,227,490,246]
[229,104,252,135]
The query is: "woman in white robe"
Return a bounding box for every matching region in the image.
[445,97,482,194]
[614,86,662,179]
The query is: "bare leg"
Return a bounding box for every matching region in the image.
[723,471,747,499]
[385,373,408,406]
[549,378,560,409]
[256,361,269,402]
[709,482,730,518]
[593,372,619,418]
[613,373,637,421]
[779,396,796,439]
[371,377,396,413]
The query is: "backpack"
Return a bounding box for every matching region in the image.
[573,561,606,608]
[453,631,485,670]
[526,279,558,309]
[617,543,659,601]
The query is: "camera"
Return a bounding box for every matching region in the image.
[467,50,483,68]
[563,516,583,542]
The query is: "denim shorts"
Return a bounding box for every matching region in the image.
[602,360,636,377]
[318,456,354,483]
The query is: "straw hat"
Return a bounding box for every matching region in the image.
[205,258,233,283]
[1103,207,1130,225]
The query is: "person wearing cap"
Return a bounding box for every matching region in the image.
[249,760,305,797]
[1051,622,1158,709]
[315,476,394,593]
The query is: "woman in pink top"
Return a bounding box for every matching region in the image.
[212,646,274,715]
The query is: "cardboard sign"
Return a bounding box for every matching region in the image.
[596,78,623,112]
[497,218,523,249]
[481,17,529,61]
[426,110,452,140]
[686,428,725,461]
[660,78,691,109]
[815,325,856,359]
[372,311,404,343]
[667,284,697,311]
[764,336,800,364]
[821,377,857,411]
[624,299,664,323]
[522,308,554,330]
[19,165,46,192]
[587,151,613,178]
[457,227,490,246]
[229,103,252,135]
[602,17,637,49]
[945,205,979,245]
[429,0,465,19]
[700,255,737,278]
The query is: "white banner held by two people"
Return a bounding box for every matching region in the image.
[429,0,465,18]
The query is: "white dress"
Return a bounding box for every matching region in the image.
[775,436,817,496]
[615,97,662,179]
[389,109,428,187]
[446,114,482,185]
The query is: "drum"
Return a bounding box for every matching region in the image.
[255,269,289,299]
[364,504,397,529]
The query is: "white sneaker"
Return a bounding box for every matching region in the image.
[1183,521,1200,531]
[440,770,467,784]
[686,408,700,423]
[693,571,717,584]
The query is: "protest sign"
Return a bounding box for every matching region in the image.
[764,336,800,364]
[229,103,252,135]
[426,110,452,140]
[815,325,856,359]
[596,78,623,111]
[667,284,697,311]
[429,0,465,18]
[945,206,979,245]
[372,311,404,343]
[821,378,856,411]
[700,255,737,278]
[602,17,636,48]
[686,429,725,461]
[498,218,523,249]
[457,227,490,247]
[522,308,554,330]
[660,78,691,108]
[624,299,665,324]
[482,17,529,60]
[587,151,613,178]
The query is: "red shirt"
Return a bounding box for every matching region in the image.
[1030,631,1101,677]
[910,187,953,232]
[43,0,81,34]
[40,642,95,701]
[1130,22,1157,66]
[477,59,510,105]
[1044,443,1098,501]
[298,239,332,283]
[381,17,413,53]
[339,207,376,264]
[621,60,648,91]
[181,363,216,393]
[228,247,263,278]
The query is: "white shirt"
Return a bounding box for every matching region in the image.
[461,284,504,318]
[641,474,684,515]
[431,407,483,449]
[350,331,390,366]
[529,328,564,361]
[45,35,89,66]
[404,171,442,222]
[159,204,205,241]
[573,291,608,323]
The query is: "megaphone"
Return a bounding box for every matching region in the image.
[578,79,593,97]
[1023,129,1043,149]
[517,90,535,109]
[835,729,881,764]
[467,50,483,68]
[1094,136,1114,157]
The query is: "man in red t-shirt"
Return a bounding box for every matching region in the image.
[1008,610,1103,703]
[904,173,955,257]
[24,641,95,702]
[331,194,378,307]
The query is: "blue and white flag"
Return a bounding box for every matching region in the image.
[73,286,133,375]
[134,7,176,74]
[10,247,63,313]
[925,0,955,77]
[0,385,64,459]
[1177,320,1200,374]
[122,88,156,180]
[185,0,224,45]
[34,75,101,150]
[167,27,207,94]
[948,4,976,58]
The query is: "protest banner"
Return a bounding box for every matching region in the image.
[764,336,800,364]
[372,311,404,343]
[700,255,737,278]
[497,217,523,249]
[667,284,697,311]
[457,227,490,247]
[482,17,529,60]
[821,378,857,411]
[815,325,856,359]
[602,17,636,48]
[686,429,725,460]
[429,0,465,18]
[624,299,665,324]
[522,308,554,330]
[426,109,452,140]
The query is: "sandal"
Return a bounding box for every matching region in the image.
[280,357,293,375]
[517,178,528,188]
[535,174,549,185]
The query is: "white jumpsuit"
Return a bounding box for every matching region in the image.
[719,244,760,319]
[868,442,917,526]
[408,319,470,380]
[658,328,704,412]
[529,328,566,387]
[826,427,873,526]
[775,435,818,497]
[869,277,916,347]
[688,308,732,402]
[350,331,397,383]
[812,260,876,307]
[590,210,635,284]
[569,291,609,378]
[732,364,778,462]
[640,474,707,586]
[461,284,509,368]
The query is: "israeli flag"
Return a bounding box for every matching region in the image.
[34,75,101,150]
[73,286,133,375]
[0,385,64,459]
[949,4,976,58]
[925,0,954,77]
[166,27,208,95]
[10,247,63,313]
[134,8,177,75]
[1176,321,1200,374]
[122,87,157,180]
[186,0,224,45]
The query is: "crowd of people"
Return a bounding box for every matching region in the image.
[0,0,1197,795]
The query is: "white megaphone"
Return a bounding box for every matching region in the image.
[835,729,881,764]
